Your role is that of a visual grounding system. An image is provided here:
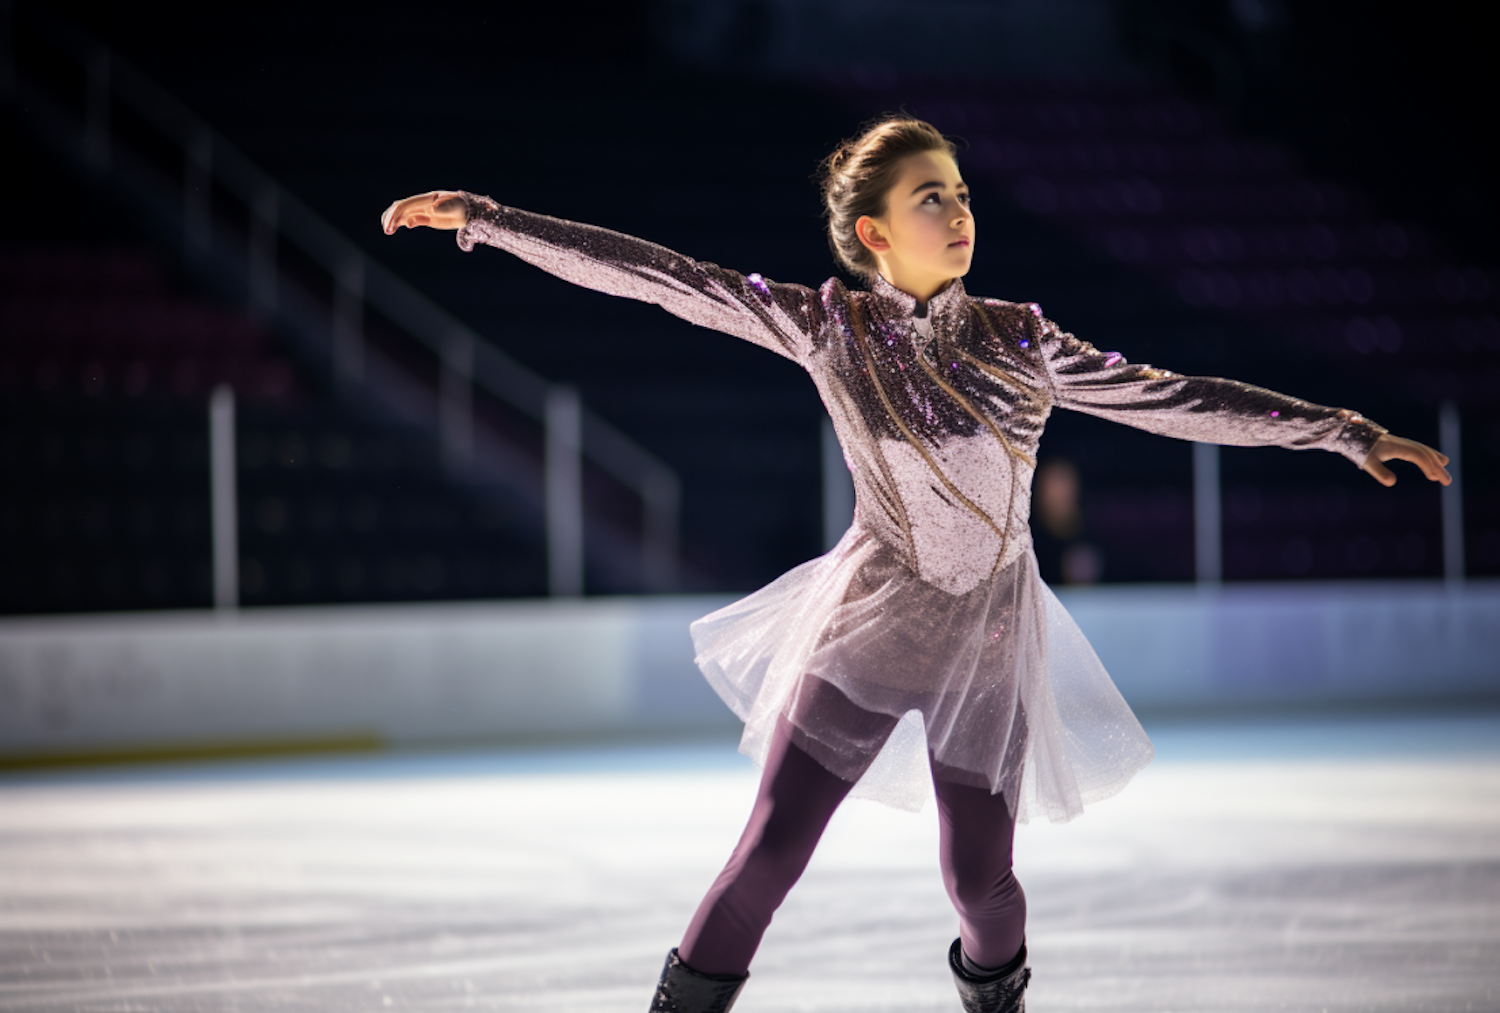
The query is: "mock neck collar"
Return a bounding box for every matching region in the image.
[869,273,968,323]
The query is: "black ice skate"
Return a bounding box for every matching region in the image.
[648,948,748,1013]
[948,937,1031,1013]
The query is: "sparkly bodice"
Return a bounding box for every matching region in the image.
[456,193,1388,595]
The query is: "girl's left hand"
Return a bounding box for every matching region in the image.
[1362,434,1451,487]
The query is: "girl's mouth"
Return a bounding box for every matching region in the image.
[949,238,970,247]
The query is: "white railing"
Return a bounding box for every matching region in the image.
[2,1,680,594]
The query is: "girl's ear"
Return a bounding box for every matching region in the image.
[855,215,891,253]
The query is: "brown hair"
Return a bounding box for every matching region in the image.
[817,115,960,283]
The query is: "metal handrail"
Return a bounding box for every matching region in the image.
[3,0,680,592]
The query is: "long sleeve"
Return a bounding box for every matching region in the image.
[1034,312,1388,468]
[455,192,820,366]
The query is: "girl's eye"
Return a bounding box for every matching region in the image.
[923,192,972,206]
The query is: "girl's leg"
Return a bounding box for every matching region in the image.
[677,680,898,977]
[932,773,1026,970]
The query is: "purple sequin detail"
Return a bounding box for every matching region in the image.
[1019,339,1030,349]
[1029,303,1043,317]
[748,272,770,295]
[1270,410,1280,418]
[1104,352,1123,367]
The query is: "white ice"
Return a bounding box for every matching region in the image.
[2,712,1498,1012]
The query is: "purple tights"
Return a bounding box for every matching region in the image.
[677,684,1026,977]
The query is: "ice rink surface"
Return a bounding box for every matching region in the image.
[3,711,1498,1012]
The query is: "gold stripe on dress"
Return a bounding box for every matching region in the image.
[954,346,1049,407]
[919,351,1038,473]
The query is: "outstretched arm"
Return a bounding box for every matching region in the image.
[1032,311,1450,487]
[382,190,820,366]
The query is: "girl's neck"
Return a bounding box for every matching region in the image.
[876,270,960,304]
[878,270,956,305]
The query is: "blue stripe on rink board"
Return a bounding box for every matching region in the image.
[2,584,1497,767]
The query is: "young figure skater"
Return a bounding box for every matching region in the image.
[382,116,1450,1013]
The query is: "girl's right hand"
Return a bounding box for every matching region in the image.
[381,191,469,234]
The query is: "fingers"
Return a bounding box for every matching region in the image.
[382,193,431,234]
[1421,450,1453,485]
[1393,442,1452,486]
[1366,435,1453,487]
[382,199,416,233]
[1365,458,1396,487]
[382,199,408,234]
[382,192,465,235]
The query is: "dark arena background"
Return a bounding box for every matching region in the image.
[2,1,1497,1010]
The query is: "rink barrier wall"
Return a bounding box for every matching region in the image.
[1,582,1497,765]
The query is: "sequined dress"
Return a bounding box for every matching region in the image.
[455,192,1389,822]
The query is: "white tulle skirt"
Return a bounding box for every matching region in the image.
[690,523,1154,822]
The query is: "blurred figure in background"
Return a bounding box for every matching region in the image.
[1031,458,1103,586]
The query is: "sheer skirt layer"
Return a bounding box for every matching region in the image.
[690,524,1154,822]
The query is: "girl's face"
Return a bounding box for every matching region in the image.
[857,149,974,299]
